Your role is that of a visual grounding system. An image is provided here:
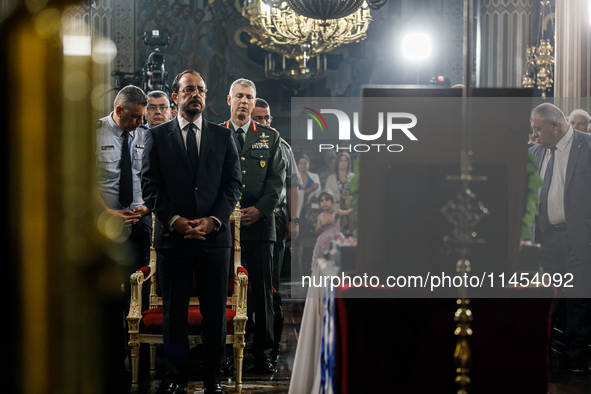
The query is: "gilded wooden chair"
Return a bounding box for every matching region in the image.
[126,205,248,392]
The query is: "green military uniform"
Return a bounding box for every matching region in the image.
[274,137,302,287]
[223,119,286,365]
[272,137,302,363]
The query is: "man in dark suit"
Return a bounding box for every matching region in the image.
[142,70,242,394]
[530,102,591,374]
[223,78,285,373]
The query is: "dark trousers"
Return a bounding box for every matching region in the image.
[273,209,287,289]
[157,245,230,387]
[539,228,591,359]
[242,240,275,361]
[128,215,152,269]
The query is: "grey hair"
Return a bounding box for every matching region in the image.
[569,108,591,121]
[114,85,148,108]
[147,90,169,102]
[531,103,567,123]
[229,78,256,96]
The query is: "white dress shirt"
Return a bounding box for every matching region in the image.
[539,126,574,225]
[168,115,221,231]
[178,114,203,155]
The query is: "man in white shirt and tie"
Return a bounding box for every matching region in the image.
[530,103,591,375]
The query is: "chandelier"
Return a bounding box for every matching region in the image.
[287,0,387,20]
[522,0,555,98]
[264,52,328,93]
[240,1,377,66]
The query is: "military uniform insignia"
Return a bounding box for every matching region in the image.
[260,161,266,168]
[252,142,270,150]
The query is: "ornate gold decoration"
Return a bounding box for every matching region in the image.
[522,1,555,98]
[286,0,387,19]
[441,2,488,392]
[239,0,372,68]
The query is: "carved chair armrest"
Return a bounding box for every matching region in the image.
[126,265,152,326]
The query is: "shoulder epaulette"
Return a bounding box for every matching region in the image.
[257,122,279,135]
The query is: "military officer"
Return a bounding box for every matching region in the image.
[252,98,302,287]
[252,98,302,364]
[223,78,286,374]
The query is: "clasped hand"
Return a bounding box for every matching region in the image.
[111,205,149,226]
[240,206,262,227]
[173,217,215,240]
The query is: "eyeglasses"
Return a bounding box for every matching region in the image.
[253,115,273,122]
[147,104,170,112]
[181,85,208,96]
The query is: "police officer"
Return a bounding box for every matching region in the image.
[224,79,285,374]
[95,85,151,386]
[96,85,151,272]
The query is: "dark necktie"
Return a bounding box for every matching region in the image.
[236,128,245,151]
[538,146,557,232]
[186,123,199,174]
[119,131,133,208]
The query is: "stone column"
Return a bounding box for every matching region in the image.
[554,0,591,102]
[477,0,535,87]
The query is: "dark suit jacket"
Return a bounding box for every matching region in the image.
[224,120,285,242]
[530,128,591,261]
[141,118,242,249]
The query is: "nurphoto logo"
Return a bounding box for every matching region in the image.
[304,107,419,153]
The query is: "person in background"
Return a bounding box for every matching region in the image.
[311,190,352,264]
[297,155,321,234]
[146,90,172,128]
[252,98,302,287]
[317,150,336,189]
[568,109,590,133]
[530,103,591,375]
[324,152,355,235]
[252,98,302,364]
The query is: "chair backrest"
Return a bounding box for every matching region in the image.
[146,204,243,310]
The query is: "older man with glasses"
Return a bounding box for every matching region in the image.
[146,90,172,128]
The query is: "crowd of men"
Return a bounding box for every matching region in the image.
[96,70,591,393]
[95,71,299,394]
